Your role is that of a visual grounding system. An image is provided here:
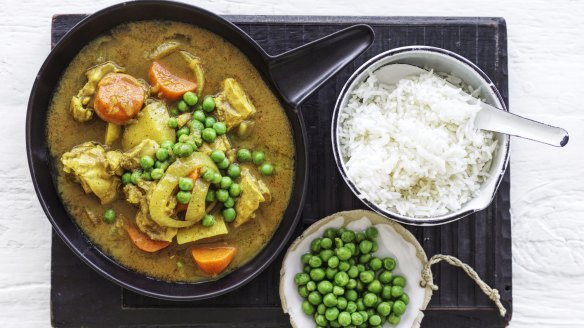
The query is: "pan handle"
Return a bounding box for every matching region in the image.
[267,24,374,108]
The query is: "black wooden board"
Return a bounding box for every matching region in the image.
[50,15,512,327]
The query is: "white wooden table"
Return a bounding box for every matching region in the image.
[1,0,583,326]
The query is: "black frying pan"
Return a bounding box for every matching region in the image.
[26,1,373,300]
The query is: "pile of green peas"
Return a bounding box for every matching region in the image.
[236,148,273,176]
[294,226,409,327]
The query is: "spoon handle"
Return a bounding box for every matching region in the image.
[475,104,569,147]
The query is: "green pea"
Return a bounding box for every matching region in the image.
[177,127,190,138]
[370,257,382,271]
[155,148,168,162]
[315,314,328,326]
[355,280,364,292]
[190,119,205,131]
[379,271,393,284]
[334,237,344,248]
[328,256,339,268]
[216,189,229,203]
[320,249,334,262]
[306,281,316,291]
[182,91,198,106]
[355,232,366,243]
[227,164,241,178]
[140,156,154,170]
[299,300,315,315]
[317,281,333,294]
[150,168,164,180]
[324,228,338,239]
[236,148,251,162]
[301,253,312,264]
[309,268,325,281]
[326,268,338,280]
[393,276,406,287]
[178,177,194,191]
[308,256,322,268]
[340,231,355,243]
[223,197,235,208]
[347,266,359,279]
[212,172,223,184]
[192,109,205,122]
[359,254,371,264]
[210,150,225,163]
[334,271,349,287]
[366,227,378,240]
[103,209,116,223]
[382,286,392,300]
[392,300,406,316]
[323,293,337,307]
[130,170,141,184]
[167,117,178,128]
[358,311,369,323]
[202,96,216,112]
[368,280,382,294]
[383,257,397,271]
[359,240,373,254]
[317,303,326,315]
[176,100,188,112]
[155,160,170,171]
[329,319,340,328]
[388,313,401,325]
[205,189,215,202]
[297,286,308,298]
[351,311,363,325]
[219,176,232,189]
[217,157,230,169]
[202,128,217,142]
[319,237,332,249]
[338,312,351,327]
[202,169,215,181]
[356,264,366,272]
[337,297,348,310]
[346,301,357,313]
[325,307,340,321]
[400,293,409,305]
[179,143,194,157]
[307,291,322,305]
[333,285,344,296]
[201,214,215,227]
[390,286,404,298]
[359,270,375,284]
[356,299,365,311]
[346,278,357,290]
[363,293,378,308]
[338,261,350,272]
[122,172,132,185]
[141,170,152,181]
[252,150,265,165]
[310,238,322,253]
[213,122,227,135]
[345,289,358,301]
[229,183,241,197]
[368,314,382,326]
[159,140,173,149]
[222,208,236,222]
[204,116,216,128]
[176,190,191,204]
[371,241,379,252]
[259,163,274,176]
[336,247,351,261]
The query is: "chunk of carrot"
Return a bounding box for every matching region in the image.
[149,61,197,101]
[191,246,237,275]
[126,225,171,253]
[94,73,145,124]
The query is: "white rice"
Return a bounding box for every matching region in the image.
[338,71,498,218]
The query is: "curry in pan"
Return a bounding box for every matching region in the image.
[47,21,294,282]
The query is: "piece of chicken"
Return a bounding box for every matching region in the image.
[233,167,271,227]
[70,61,124,122]
[215,78,257,131]
[61,142,120,204]
[119,139,159,171]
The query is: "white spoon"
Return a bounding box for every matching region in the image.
[374,64,569,147]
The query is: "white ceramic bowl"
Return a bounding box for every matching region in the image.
[331,46,510,225]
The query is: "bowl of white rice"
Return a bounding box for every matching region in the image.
[332,46,509,225]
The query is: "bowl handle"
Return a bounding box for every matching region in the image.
[267,24,374,108]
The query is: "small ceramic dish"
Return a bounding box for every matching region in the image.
[331,46,510,226]
[280,210,433,328]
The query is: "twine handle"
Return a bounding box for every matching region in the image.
[420,254,507,317]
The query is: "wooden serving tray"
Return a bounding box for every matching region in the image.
[50,14,512,327]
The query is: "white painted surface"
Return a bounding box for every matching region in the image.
[1,0,583,326]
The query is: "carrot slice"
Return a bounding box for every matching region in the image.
[149,61,197,101]
[94,73,145,124]
[191,246,237,275]
[126,225,171,253]
[188,169,200,181]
